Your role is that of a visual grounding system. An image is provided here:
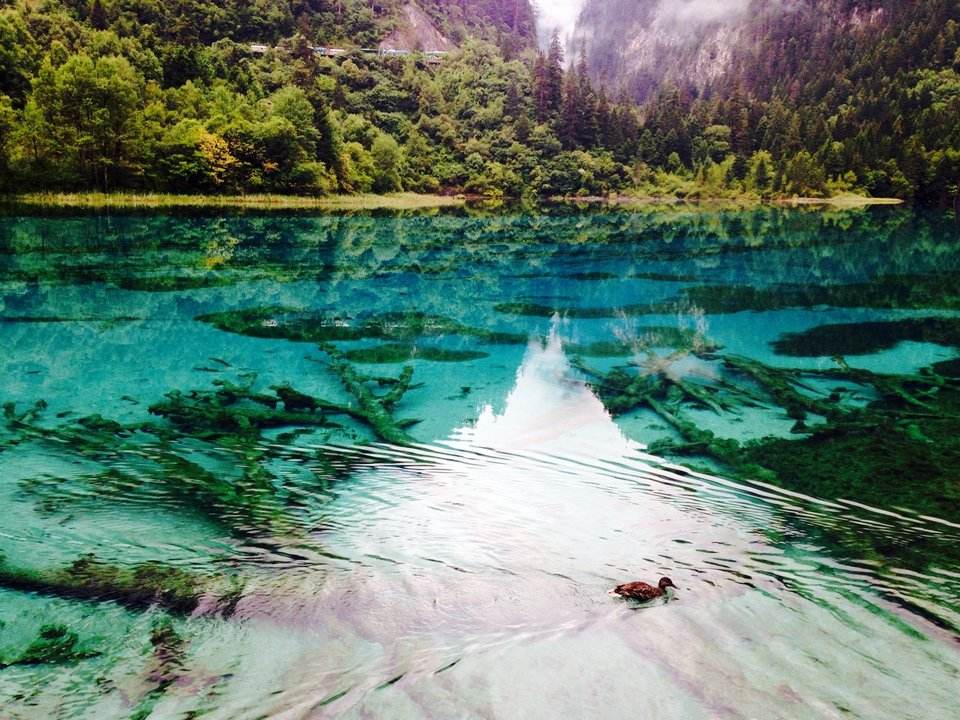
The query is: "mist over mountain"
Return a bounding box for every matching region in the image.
[572,0,898,101]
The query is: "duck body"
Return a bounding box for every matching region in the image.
[613,576,676,601]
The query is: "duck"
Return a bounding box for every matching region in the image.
[612,576,677,601]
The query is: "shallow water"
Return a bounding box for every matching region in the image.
[1,206,958,719]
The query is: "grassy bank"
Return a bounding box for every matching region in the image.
[3,192,465,211]
[553,192,905,209]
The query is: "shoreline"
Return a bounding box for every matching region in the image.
[1,191,907,212]
[776,194,905,208]
[1,192,465,211]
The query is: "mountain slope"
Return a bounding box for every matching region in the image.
[0,0,639,198]
[575,0,956,103]
[571,0,960,203]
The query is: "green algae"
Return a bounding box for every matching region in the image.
[631,272,699,282]
[741,411,960,522]
[772,317,960,357]
[197,307,527,346]
[577,345,960,530]
[932,357,960,378]
[662,273,960,314]
[197,306,366,342]
[567,340,639,358]
[343,344,490,364]
[0,624,100,669]
[569,328,718,357]
[565,271,617,280]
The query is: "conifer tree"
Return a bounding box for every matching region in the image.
[89,0,107,30]
[546,29,564,118]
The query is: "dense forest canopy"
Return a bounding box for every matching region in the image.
[0,0,957,203]
[578,0,960,204]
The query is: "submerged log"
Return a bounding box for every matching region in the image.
[722,354,841,421]
[0,554,242,617]
[318,343,417,445]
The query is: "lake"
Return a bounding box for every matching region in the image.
[1,205,958,719]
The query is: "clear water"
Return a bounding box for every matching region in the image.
[1,206,958,719]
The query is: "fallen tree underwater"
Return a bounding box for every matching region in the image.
[573,345,960,525]
[2,326,960,661]
[0,341,427,629]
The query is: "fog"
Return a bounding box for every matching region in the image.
[652,0,752,26]
[536,0,585,46]
[540,0,770,51]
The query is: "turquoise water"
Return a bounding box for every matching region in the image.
[1,206,958,719]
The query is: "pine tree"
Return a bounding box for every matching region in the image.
[546,29,564,118]
[596,88,612,148]
[560,71,579,149]
[89,0,107,30]
[575,47,598,148]
[532,53,550,122]
[505,81,521,121]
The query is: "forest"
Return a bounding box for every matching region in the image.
[0,0,958,203]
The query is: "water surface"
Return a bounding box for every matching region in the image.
[1,206,958,719]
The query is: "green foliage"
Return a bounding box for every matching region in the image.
[627,1,960,205]
[370,132,402,193]
[0,8,38,102]
[0,0,956,202]
[157,120,236,190]
[0,0,638,197]
[784,151,827,197]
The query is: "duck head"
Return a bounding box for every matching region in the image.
[659,577,677,591]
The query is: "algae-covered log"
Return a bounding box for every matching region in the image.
[722,354,840,421]
[3,401,164,455]
[6,382,348,534]
[810,362,944,412]
[575,355,732,419]
[318,343,417,445]
[0,554,242,616]
[343,343,489,363]
[148,390,336,438]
